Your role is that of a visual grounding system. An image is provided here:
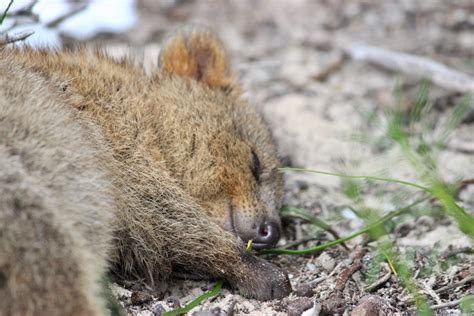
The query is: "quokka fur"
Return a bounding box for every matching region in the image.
[0,29,291,315]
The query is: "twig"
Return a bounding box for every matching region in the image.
[456,178,474,198]
[441,246,474,259]
[421,279,442,305]
[305,275,328,287]
[335,247,364,291]
[45,3,88,28]
[365,263,392,292]
[4,0,40,23]
[305,261,345,287]
[344,42,474,93]
[335,261,363,291]
[0,30,34,45]
[312,53,346,81]
[7,0,38,16]
[431,298,462,310]
[435,275,474,294]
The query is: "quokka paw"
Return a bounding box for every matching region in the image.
[233,253,292,300]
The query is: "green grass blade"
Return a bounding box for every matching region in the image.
[281,206,345,246]
[281,206,333,231]
[436,95,473,147]
[280,167,474,238]
[163,280,223,316]
[279,167,432,192]
[0,0,14,25]
[262,197,428,255]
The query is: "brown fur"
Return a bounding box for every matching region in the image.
[0,29,291,315]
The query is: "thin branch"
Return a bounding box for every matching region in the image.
[344,42,474,93]
[365,263,392,292]
[335,247,364,291]
[431,298,462,310]
[5,0,40,23]
[45,3,88,28]
[441,246,474,259]
[435,275,474,294]
[0,30,34,45]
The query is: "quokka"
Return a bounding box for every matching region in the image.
[0,29,291,315]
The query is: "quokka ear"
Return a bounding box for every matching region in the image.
[159,28,235,90]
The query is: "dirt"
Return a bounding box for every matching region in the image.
[8,0,474,315]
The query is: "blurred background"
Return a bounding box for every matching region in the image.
[2,0,471,178]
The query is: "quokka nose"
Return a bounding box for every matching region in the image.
[252,221,280,249]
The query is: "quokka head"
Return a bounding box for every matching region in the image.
[157,28,284,249]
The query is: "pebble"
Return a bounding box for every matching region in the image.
[131,290,153,305]
[306,263,317,271]
[166,296,181,308]
[286,297,315,316]
[294,284,315,298]
[152,304,166,316]
[316,252,336,272]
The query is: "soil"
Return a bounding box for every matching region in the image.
[11,0,474,315]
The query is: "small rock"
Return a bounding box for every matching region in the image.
[350,295,388,316]
[166,296,181,308]
[193,307,227,316]
[109,283,132,300]
[286,297,314,316]
[416,215,435,232]
[294,284,314,298]
[302,302,321,316]
[193,307,225,316]
[306,263,317,271]
[458,268,471,279]
[153,304,166,316]
[131,290,152,305]
[316,252,336,272]
[394,222,413,237]
[130,283,142,291]
[321,293,345,315]
[296,179,309,191]
[192,312,211,316]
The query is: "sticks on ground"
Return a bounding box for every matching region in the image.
[365,263,392,292]
[435,275,474,294]
[335,247,364,291]
[345,43,474,93]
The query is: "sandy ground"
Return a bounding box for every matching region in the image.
[8,0,473,314]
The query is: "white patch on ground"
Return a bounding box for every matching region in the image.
[59,0,137,40]
[2,0,137,48]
